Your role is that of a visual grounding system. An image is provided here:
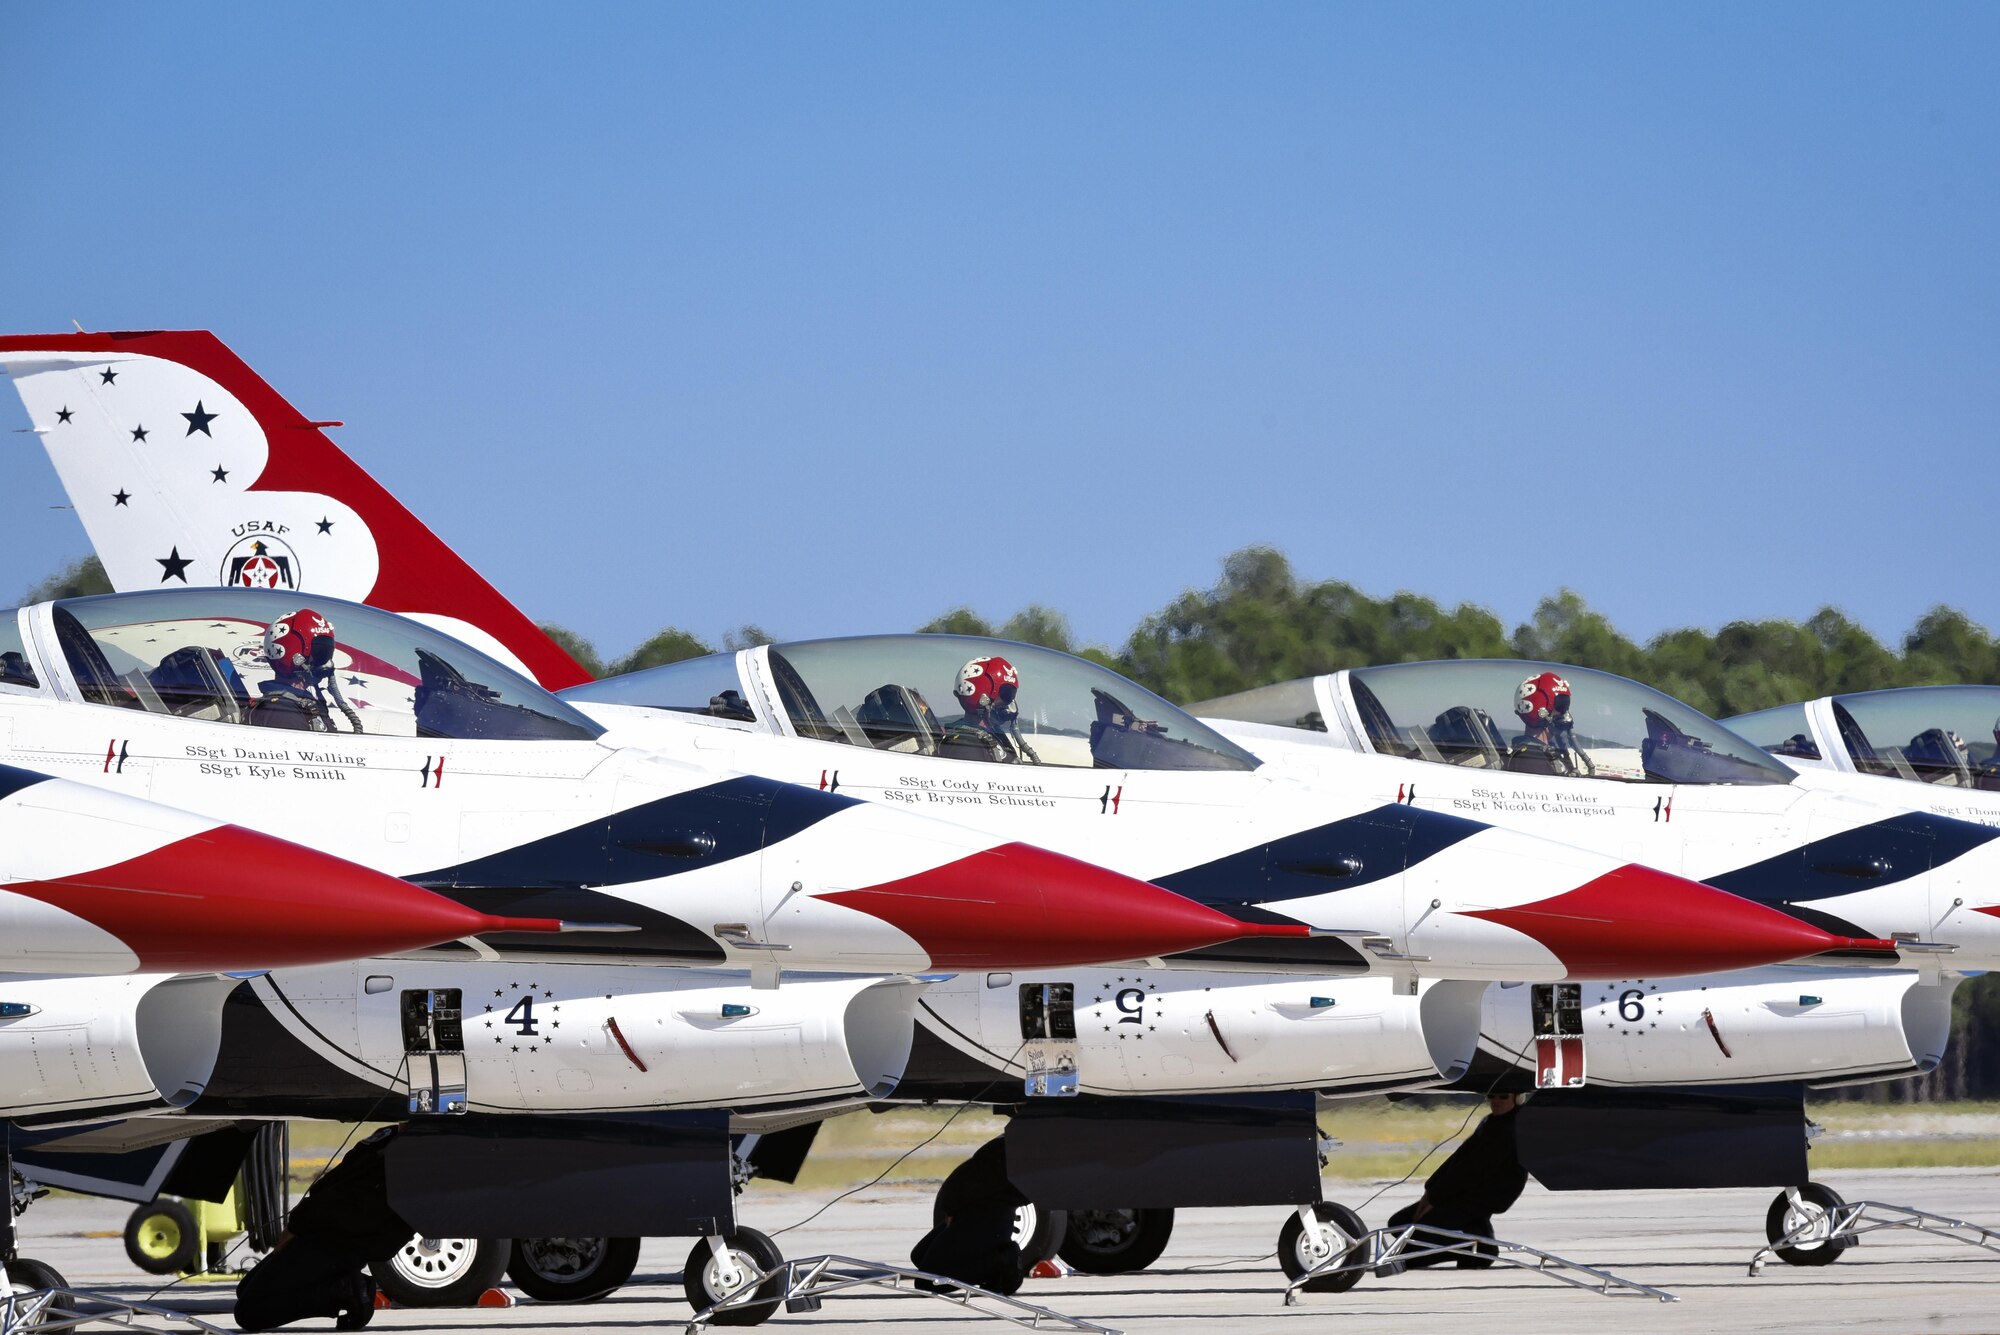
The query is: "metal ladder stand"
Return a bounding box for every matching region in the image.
[1287,984,1673,1306]
[1750,1190,2000,1276]
[692,983,1114,1333]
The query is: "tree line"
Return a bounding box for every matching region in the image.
[27,549,2000,1100]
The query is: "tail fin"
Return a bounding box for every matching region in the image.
[0,331,591,689]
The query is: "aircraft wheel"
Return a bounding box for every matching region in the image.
[1015,1204,1068,1268]
[507,1236,640,1303]
[930,1196,1067,1271]
[1279,1203,1367,1292]
[1057,1207,1175,1274]
[1765,1183,1851,1267]
[4,1256,68,1291]
[371,1234,510,1306]
[123,1198,200,1275]
[683,1227,783,1326]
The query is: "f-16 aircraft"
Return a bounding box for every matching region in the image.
[0,328,1923,1303]
[1194,661,2000,967]
[1730,685,2000,826]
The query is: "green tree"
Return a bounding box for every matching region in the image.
[23,555,111,602]
[539,623,607,679]
[611,628,715,674]
[918,608,996,636]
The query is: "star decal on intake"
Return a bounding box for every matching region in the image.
[211,465,229,483]
[316,517,333,534]
[112,490,130,507]
[346,675,364,687]
[56,407,72,424]
[130,425,149,443]
[99,368,117,385]
[156,548,192,582]
[182,401,217,436]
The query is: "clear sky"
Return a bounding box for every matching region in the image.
[3,5,1995,660]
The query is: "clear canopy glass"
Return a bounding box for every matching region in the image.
[576,634,1261,771]
[1725,701,1821,761]
[1791,686,2000,788]
[1342,659,1793,785]
[0,609,37,689]
[565,652,756,721]
[1195,678,1327,733]
[49,589,601,742]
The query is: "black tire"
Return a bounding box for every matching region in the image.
[1057,1207,1175,1275]
[507,1236,640,1303]
[1765,1183,1851,1267]
[1279,1203,1367,1293]
[3,1258,67,1330]
[123,1198,201,1275]
[370,1235,510,1306]
[1016,1205,1068,1268]
[4,1257,67,1291]
[683,1226,783,1326]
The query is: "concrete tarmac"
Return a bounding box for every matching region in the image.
[11,1168,2000,1333]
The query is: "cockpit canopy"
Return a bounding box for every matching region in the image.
[1737,686,2000,788]
[44,589,601,742]
[566,635,1262,772]
[1206,660,1791,785]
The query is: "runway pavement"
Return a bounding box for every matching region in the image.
[11,1167,2000,1333]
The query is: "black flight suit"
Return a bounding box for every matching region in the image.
[909,1138,1028,1295]
[235,1129,412,1332]
[1386,1103,1527,1268]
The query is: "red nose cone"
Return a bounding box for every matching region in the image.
[821,841,1301,969]
[1460,864,1865,977]
[7,823,557,971]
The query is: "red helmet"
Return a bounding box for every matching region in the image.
[265,608,338,676]
[1515,671,1572,725]
[955,655,1019,714]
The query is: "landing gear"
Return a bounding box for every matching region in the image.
[123,1199,200,1276]
[1764,1183,1852,1268]
[507,1236,640,1303]
[1056,1207,1174,1275]
[1277,1202,1366,1292]
[928,1197,1067,1271]
[370,1234,510,1306]
[683,1227,784,1327]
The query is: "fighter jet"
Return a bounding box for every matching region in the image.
[1,330,1919,1303]
[1193,660,2000,966]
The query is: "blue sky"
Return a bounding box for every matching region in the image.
[3,5,1995,660]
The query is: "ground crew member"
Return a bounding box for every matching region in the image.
[234,1127,411,1331]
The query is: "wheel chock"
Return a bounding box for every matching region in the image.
[371,1287,513,1311]
[1029,1258,1069,1279]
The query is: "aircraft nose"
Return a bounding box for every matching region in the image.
[9,819,561,972]
[822,841,1306,969]
[1458,863,1887,978]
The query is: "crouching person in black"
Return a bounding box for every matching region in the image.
[909,1138,1027,1296]
[236,1127,412,1331]
[1385,1091,1528,1270]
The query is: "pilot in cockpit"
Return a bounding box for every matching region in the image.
[257,607,364,733]
[949,655,1040,764]
[1506,671,1581,776]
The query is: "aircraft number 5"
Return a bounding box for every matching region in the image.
[1617,989,1646,1023]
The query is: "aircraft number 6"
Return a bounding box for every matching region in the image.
[1617,989,1646,1023]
